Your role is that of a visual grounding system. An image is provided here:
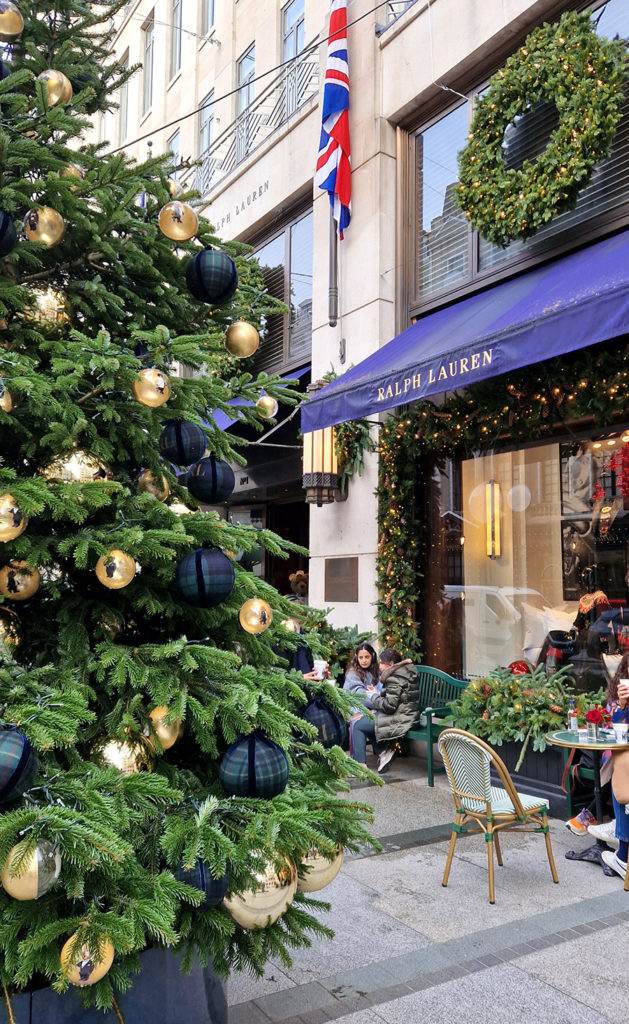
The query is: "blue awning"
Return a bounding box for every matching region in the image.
[301,231,629,432]
[211,365,310,431]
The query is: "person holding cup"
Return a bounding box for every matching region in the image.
[600,653,629,878]
[343,643,382,767]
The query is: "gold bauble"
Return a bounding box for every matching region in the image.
[168,500,193,515]
[95,550,136,590]
[93,736,153,775]
[0,561,40,600]
[0,494,27,542]
[24,207,66,247]
[138,469,170,501]
[239,598,273,634]
[42,450,111,484]
[158,202,198,242]
[61,933,115,987]
[0,387,11,413]
[297,847,344,893]
[2,840,61,900]
[224,322,260,359]
[256,395,278,419]
[167,177,180,198]
[223,855,297,929]
[25,287,68,325]
[62,163,86,189]
[37,69,73,107]
[133,367,171,408]
[0,607,20,647]
[0,2,23,42]
[281,617,302,633]
[148,705,183,750]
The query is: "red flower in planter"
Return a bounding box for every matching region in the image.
[508,661,529,675]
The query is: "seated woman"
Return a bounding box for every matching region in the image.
[344,644,380,763]
[349,648,419,774]
[601,654,629,878]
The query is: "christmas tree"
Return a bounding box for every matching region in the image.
[0,1,374,1015]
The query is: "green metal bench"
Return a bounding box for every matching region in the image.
[406,666,470,786]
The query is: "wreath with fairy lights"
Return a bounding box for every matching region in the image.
[455,9,626,249]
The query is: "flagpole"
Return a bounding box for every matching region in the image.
[328,206,338,327]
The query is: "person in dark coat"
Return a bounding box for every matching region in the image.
[350,648,419,773]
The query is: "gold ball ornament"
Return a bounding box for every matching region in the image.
[0,494,27,542]
[281,617,302,633]
[158,201,198,242]
[138,469,170,501]
[0,607,20,647]
[60,933,115,987]
[37,69,73,107]
[167,177,180,198]
[223,855,297,929]
[256,395,278,419]
[133,367,171,408]
[0,2,24,42]
[0,386,11,413]
[93,736,153,775]
[24,207,66,247]
[0,561,40,600]
[147,706,184,750]
[62,163,86,189]
[224,322,260,359]
[2,840,61,900]
[239,598,273,634]
[42,450,111,484]
[95,550,137,590]
[297,847,344,893]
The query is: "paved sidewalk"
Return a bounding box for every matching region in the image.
[228,756,628,1024]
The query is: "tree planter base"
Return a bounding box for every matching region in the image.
[490,740,571,818]
[7,948,227,1024]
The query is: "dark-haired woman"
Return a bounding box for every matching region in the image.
[343,643,381,767]
[600,653,629,878]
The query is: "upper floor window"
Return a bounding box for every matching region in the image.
[236,45,255,161]
[253,209,313,375]
[118,53,129,145]
[170,0,182,80]
[196,92,215,194]
[142,12,154,115]
[201,0,215,36]
[413,0,629,314]
[168,129,180,179]
[282,0,305,117]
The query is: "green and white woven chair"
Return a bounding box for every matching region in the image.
[437,728,559,904]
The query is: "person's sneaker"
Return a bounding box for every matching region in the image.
[565,808,597,835]
[588,819,620,850]
[601,849,628,879]
[377,748,396,774]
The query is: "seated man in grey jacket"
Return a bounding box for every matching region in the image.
[350,648,420,773]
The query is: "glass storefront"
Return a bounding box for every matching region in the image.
[423,427,629,690]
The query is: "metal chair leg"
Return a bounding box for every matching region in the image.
[442,812,461,887]
[493,831,503,866]
[542,814,559,883]
[486,826,495,904]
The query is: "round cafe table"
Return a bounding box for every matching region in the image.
[546,729,629,875]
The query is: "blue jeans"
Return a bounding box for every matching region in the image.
[351,716,384,763]
[612,789,629,842]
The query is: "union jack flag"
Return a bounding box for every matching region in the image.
[315,0,351,239]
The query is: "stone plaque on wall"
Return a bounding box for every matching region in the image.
[324,557,358,603]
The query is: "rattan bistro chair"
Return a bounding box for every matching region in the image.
[437,728,559,904]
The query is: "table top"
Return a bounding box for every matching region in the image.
[546,729,629,751]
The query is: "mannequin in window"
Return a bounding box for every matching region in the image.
[573,566,609,632]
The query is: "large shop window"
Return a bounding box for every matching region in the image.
[423,428,629,693]
[252,209,312,375]
[414,0,629,312]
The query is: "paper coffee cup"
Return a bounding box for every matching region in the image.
[313,659,327,679]
[613,723,628,743]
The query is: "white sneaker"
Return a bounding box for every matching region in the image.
[377,748,396,774]
[601,849,628,879]
[588,820,620,850]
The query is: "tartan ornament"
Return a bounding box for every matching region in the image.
[174,547,235,608]
[0,209,16,258]
[219,729,289,799]
[0,728,38,804]
[173,860,229,907]
[187,455,235,504]
[159,419,207,466]
[300,697,347,750]
[185,249,239,306]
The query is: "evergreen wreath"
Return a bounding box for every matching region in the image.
[455,9,627,248]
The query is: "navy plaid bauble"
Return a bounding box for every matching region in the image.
[301,698,347,749]
[175,547,235,607]
[186,249,239,306]
[219,729,289,799]
[187,455,235,504]
[159,419,207,466]
[0,728,38,804]
[0,209,17,258]
[174,860,229,907]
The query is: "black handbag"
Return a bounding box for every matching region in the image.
[544,627,578,675]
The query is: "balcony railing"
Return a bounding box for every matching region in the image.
[191,42,319,197]
[385,1,416,22]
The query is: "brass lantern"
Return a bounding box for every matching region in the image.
[302,426,338,506]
